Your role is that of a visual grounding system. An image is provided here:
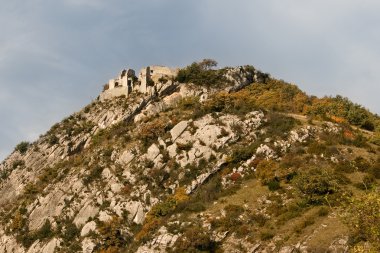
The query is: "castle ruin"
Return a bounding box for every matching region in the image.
[100,66,178,100]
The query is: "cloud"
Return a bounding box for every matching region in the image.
[62,0,105,8]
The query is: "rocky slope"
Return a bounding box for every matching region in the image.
[0,61,379,253]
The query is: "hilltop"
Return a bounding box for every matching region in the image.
[0,59,379,253]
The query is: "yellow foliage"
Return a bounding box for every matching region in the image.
[10,211,24,232]
[135,217,161,242]
[98,247,119,253]
[255,160,280,184]
[345,190,380,251]
[330,115,346,124]
[174,187,189,202]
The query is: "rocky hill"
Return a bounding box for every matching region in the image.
[0,60,379,253]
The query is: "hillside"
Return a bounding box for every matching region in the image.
[0,60,379,253]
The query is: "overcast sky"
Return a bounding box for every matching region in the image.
[1,0,380,160]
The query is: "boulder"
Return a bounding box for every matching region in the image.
[80,221,97,237]
[73,202,99,226]
[118,149,135,165]
[146,144,160,161]
[170,121,188,141]
[28,189,66,231]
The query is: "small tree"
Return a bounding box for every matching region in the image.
[198,59,218,70]
[15,141,30,154]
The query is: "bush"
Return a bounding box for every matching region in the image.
[227,143,259,165]
[294,168,341,204]
[345,190,380,250]
[255,160,281,184]
[318,206,329,217]
[139,118,170,147]
[369,162,380,179]
[264,113,299,138]
[48,135,59,146]
[267,179,281,191]
[173,226,218,252]
[249,213,268,227]
[98,217,130,250]
[354,156,371,172]
[83,165,103,185]
[260,230,274,241]
[354,175,376,191]
[12,160,25,169]
[35,220,54,240]
[150,199,177,217]
[176,59,228,87]
[15,142,30,154]
[334,160,355,173]
[59,220,80,242]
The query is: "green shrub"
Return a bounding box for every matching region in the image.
[180,202,206,213]
[260,230,274,241]
[62,221,79,242]
[354,156,371,172]
[345,190,380,250]
[354,175,376,191]
[369,162,380,179]
[294,168,341,204]
[15,142,30,154]
[83,165,103,185]
[158,76,168,84]
[12,160,25,169]
[267,179,281,191]
[98,217,130,251]
[294,216,315,234]
[173,226,218,252]
[334,160,355,173]
[318,206,329,217]
[48,135,59,146]
[227,143,259,165]
[249,213,268,227]
[150,199,177,217]
[265,113,299,138]
[176,59,228,87]
[35,220,54,240]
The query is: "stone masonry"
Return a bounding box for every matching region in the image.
[100,66,178,101]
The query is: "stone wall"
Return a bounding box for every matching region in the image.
[148,66,178,83]
[100,86,130,100]
[101,66,179,101]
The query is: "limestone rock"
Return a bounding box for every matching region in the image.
[146,144,160,161]
[28,189,66,231]
[26,238,60,253]
[80,221,97,237]
[170,121,188,141]
[110,182,123,193]
[82,238,96,253]
[118,149,135,165]
[0,234,24,253]
[98,211,112,223]
[74,202,99,226]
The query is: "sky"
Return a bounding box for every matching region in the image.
[1,0,380,161]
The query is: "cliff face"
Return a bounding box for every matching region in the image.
[0,62,379,253]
